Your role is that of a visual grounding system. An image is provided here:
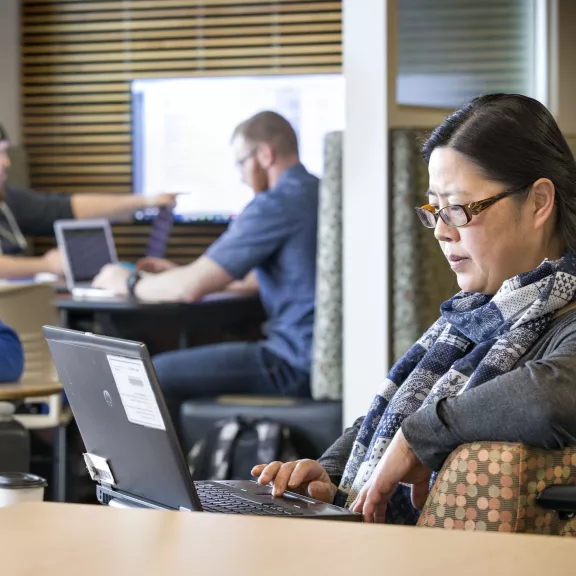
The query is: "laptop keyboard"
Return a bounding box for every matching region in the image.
[195,482,304,516]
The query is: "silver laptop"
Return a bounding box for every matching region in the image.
[54,219,117,298]
[43,326,360,521]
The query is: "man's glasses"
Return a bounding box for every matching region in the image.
[235,149,256,169]
[415,185,531,229]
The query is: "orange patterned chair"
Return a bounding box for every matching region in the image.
[417,442,576,536]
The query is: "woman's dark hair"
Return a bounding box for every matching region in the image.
[422,93,576,251]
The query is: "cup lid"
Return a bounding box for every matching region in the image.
[0,472,47,489]
[0,402,15,420]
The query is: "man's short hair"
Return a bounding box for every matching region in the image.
[232,111,298,157]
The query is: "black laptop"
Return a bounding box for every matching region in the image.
[43,327,360,521]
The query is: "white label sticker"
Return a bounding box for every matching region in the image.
[84,453,116,485]
[107,355,166,431]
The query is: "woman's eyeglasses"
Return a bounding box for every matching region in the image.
[415,185,531,229]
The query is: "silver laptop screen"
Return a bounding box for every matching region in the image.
[62,227,114,283]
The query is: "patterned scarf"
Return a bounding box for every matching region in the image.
[338,252,576,524]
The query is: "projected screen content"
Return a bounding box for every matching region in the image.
[132,75,345,222]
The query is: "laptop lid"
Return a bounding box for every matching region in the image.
[145,206,174,259]
[54,220,118,292]
[43,326,201,511]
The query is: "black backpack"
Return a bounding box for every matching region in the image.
[187,416,300,481]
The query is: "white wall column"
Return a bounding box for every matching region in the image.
[342,0,389,426]
[0,0,21,145]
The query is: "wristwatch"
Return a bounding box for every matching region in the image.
[126,270,142,299]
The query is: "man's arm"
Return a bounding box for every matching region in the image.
[0,251,61,279]
[134,256,234,303]
[93,257,253,302]
[70,193,176,221]
[94,191,293,299]
[7,187,176,236]
[225,270,259,294]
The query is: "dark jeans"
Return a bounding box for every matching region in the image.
[153,341,310,426]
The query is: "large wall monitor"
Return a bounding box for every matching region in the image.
[132,75,345,222]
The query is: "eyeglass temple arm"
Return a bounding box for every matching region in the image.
[468,187,529,215]
[468,191,514,215]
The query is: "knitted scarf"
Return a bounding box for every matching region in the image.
[338,252,576,523]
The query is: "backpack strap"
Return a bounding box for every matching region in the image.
[210,418,242,480]
[254,419,283,465]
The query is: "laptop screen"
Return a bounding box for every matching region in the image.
[62,227,114,283]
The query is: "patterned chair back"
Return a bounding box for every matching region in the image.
[391,128,459,361]
[0,283,58,382]
[311,131,343,400]
[418,442,576,535]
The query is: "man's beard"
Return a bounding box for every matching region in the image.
[251,162,269,193]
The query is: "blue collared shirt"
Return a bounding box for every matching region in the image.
[206,163,319,373]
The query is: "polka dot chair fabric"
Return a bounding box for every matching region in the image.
[418,442,576,535]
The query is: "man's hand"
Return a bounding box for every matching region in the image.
[137,257,178,274]
[92,264,131,296]
[41,249,65,276]
[351,428,432,523]
[148,193,178,208]
[251,459,337,503]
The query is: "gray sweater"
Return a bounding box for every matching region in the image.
[318,309,576,486]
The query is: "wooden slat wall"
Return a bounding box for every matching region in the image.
[21,0,342,262]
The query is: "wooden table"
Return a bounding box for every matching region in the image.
[1,502,575,575]
[0,377,62,401]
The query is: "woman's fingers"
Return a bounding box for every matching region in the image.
[350,488,367,515]
[411,476,431,510]
[252,460,334,500]
[287,460,324,489]
[365,486,388,523]
[350,478,394,523]
[251,461,300,496]
[271,461,299,496]
[250,463,266,478]
[253,461,283,485]
[307,480,336,503]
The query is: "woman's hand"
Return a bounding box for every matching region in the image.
[251,459,337,503]
[351,428,432,523]
[137,257,178,274]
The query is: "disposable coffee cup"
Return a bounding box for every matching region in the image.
[0,472,47,507]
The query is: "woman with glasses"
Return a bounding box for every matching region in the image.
[252,93,576,524]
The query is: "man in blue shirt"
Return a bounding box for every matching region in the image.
[94,111,319,421]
